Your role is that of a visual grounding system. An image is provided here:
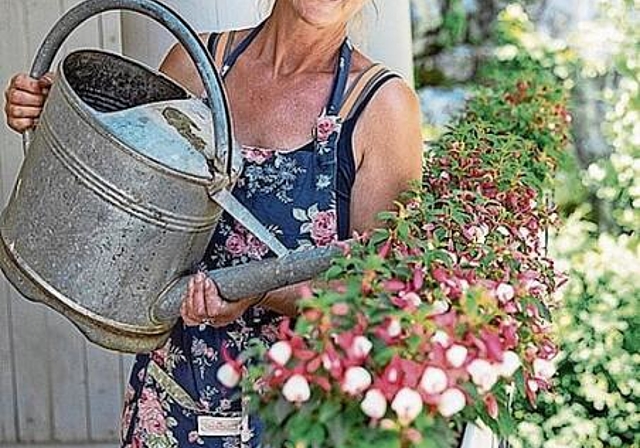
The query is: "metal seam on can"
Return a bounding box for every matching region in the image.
[40,118,219,233]
[0,231,173,336]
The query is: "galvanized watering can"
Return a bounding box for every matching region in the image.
[0,0,337,353]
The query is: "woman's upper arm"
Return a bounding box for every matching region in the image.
[158,32,212,96]
[350,79,424,233]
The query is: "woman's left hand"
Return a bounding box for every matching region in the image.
[180,272,254,328]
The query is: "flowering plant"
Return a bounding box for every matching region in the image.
[213,65,572,447]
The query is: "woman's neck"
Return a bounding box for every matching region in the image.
[253,2,348,78]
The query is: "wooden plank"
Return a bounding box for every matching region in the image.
[86,346,122,443]
[46,313,89,442]
[0,0,27,441]
[9,1,64,443]
[0,444,117,448]
[99,12,122,53]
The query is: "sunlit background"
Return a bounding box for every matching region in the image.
[411,1,638,446]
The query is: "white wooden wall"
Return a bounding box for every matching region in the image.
[0,1,128,446]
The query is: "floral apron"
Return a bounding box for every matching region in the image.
[121,26,354,448]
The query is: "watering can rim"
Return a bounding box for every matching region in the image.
[55,48,241,187]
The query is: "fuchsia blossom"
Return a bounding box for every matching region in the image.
[242,78,566,442]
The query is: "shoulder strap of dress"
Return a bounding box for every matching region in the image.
[207,31,238,70]
[338,63,399,121]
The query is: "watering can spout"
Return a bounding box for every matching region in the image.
[152,245,340,324]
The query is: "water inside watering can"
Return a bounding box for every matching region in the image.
[97,99,214,178]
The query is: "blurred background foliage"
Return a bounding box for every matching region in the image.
[410,0,639,447]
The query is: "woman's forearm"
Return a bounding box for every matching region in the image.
[258,281,312,317]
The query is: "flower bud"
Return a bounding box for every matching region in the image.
[420,367,448,395]
[432,330,451,347]
[446,345,468,368]
[498,351,521,378]
[496,283,515,303]
[360,389,387,419]
[467,359,498,393]
[282,374,311,403]
[268,341,292,366]
[342,366,372,395]
[387,319,402,338]
[438,388,466,417]
[533,358,556,380]
[216,363,241,389]
[391,388,423,426]
[351,336,373,359]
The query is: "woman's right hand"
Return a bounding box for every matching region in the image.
[4,73,53,133]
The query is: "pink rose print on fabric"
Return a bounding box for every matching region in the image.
[241,146,275,165]
[293,204,338,248]
[247,233,270,259]
[315,115,341,142]
[138,387,168,436]
[225,231,249,258]
[225,223,271,260]
[311,210,337,246]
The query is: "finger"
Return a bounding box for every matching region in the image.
[182,277,200,325]
[8,118,35,133]
[39,73,55,87]
[7,105,43,119]
[192,272,207,319]
[7,89,46,107]
[204,278,222,318]
[12,74,44,95]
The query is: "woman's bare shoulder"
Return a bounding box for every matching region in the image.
[159,29,255,94]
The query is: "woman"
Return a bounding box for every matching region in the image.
[4,0,423,446]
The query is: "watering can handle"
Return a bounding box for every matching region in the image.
[22,0,234,177]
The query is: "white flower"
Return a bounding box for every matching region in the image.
[402,292,422,307]
[432,330,451,347]
[342,366,373,395]
[282,374,311,403]
[351,336,373,359]
[438,388,466,417]
[446,345,468,368]
[387,319,402,338]
[420,367,448,394]
[533,358,556,380]
[391,388,423,426]
[467,359,499,393]
[496,283,515,303]
[498,351,521,378]
[268,341,292,366]
[217,363,241,389]
[360,389,387,419]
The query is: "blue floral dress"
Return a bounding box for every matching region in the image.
[121,25,398,448]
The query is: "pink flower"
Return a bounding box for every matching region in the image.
[496,283,515,303]
[217,362,242,389]
[361,389,388,419]
[437,388,466,417]
[316,116,341,142]
[311,210,337,246]
[268,341,292,366]
[467,359,499,393]
[391,388,423,426]
[138,388,167,435]
[282,374,311,403]
[246,233,269,260]
[533,358,556,380]
[342,366,373,395]
[446,345,468,368]
[420,367,448,395]
[241,146,274,165]
[498,351,521,378]
[484,393,499,419]
[349,336,373,360]
[225,232,248,257]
